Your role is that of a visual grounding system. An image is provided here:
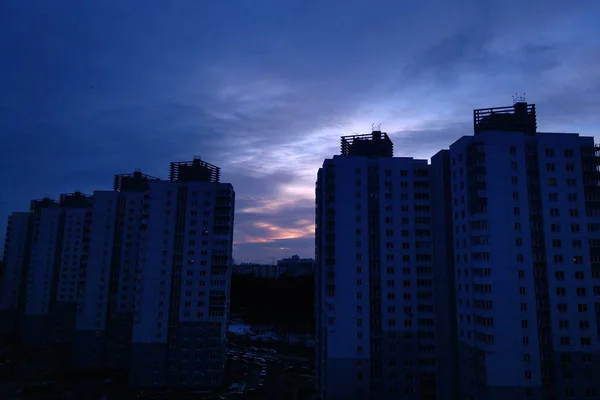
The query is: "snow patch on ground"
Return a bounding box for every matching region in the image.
[228,323,252,335]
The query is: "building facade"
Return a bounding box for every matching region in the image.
[315,131,437,400]
[0,157,235,388]
[22,193,91,356]
[0,212,32,339]
[277,255,314,277]
[232,263,278,278]
[73,171,159,370]
[430,149,460,400]
[130,158,235,388]
[449,102,600,400]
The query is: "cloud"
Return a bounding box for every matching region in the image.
[1,0,599,261]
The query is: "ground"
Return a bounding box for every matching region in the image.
[0,336,317,400]
[221,336,316,399]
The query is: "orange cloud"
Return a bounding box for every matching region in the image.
[235,236,274,244]
[234,219,314,245]
[253,221,314,239]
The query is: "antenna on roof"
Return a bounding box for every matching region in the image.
[371,123,382,132]
[194,154,202,160]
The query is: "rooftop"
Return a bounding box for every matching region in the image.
[473,102,537,135]
[340,130,394,158]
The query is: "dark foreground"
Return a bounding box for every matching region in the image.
[0,336,316,400]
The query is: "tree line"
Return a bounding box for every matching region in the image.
[230,274,314,331]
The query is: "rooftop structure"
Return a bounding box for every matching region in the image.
[340,130,394,157]
[113,170,160,192]
[59,191,92,208]
[29,197,58,213]
[169,157,221,183]
[473,101,537,135]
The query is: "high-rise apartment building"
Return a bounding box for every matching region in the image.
[0,212,33,339]
[74,170,159,369]
[430,149,460,400]
[0,156,235,387]
[315,131,437,400]
[449,102,600,400]
[22,192,92,356]
[129,158,235,388]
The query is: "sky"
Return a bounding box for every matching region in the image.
[1,0,599,263]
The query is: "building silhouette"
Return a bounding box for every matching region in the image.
[0,157,235,388]
[277,255,314,277]
[315,130,439,399]
[129,158,234,387]
[2,102,599,397]
[448,102,600,400]
[0,212,33,340]
[314,101,600,400]
[73,170,160,370]
[22,192,92,362]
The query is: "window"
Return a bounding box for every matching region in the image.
[581,337,591,346]
[564,149,573,157]
[559,320,569,329]
[557,303,567,312]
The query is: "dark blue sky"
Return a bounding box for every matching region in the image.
[1,0,599,263]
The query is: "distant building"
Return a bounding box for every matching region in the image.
[315,131,437,399]
[129,158,235,388]
[448,102,600,399]
[73,170,160,369]
[0,212,32,339]
[277,255,314,277]
[0,156,235,389]
[233,263,278,279]
[22,193,92,351]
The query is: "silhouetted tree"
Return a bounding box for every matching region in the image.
[230,274,314,331]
